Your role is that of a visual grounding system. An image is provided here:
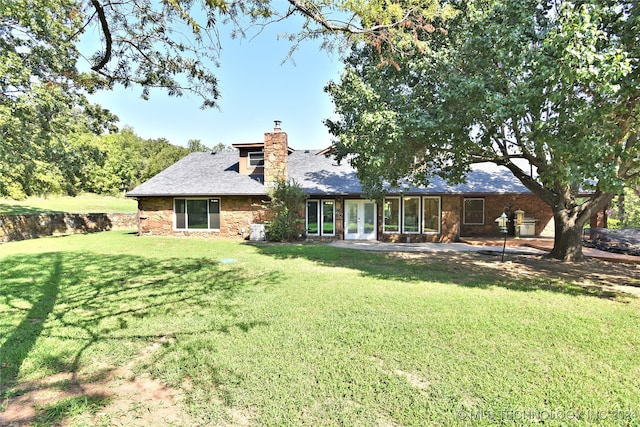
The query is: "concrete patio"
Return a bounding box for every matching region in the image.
[330,237,640,264]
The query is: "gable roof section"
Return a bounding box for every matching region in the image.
[127,151,268,197]
[290,150,532,195]
[128,149,534,198]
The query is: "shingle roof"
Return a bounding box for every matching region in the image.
[288,150,364,195]
[127,149,533,197]
[127,151,268,197]
[290,150,532,195]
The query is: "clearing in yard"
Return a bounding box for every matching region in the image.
[0,193,137,215]
[0,231,639,426]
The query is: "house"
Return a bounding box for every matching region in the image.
[126,123,606,241]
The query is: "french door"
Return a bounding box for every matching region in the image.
[344,200,377,240]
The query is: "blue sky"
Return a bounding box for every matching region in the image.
[87,15,345,150]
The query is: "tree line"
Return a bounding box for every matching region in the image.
[0,120,228,199]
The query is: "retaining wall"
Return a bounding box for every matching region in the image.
[0,213,138,242]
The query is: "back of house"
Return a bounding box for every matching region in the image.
[127,122,607,241]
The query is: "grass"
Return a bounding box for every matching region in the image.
[0,193,137,215]
[1,232,639,426]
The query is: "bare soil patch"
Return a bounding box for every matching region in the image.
[1,337,192,427]
[393,251,640,300]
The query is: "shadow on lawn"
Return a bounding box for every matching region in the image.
[0,203,64,215]
[254,243,637,300]
[0,254,63,391]
[0,249,278,411]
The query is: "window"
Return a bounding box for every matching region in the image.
[385,196,442,234]
[464,198,485,225]
[248,151,264,167]
[383,198,400,233]
[321,200,335,235]
[175,198,220,230]
[306,200,319,235]
[422,197,441,233]
[403,197,421,233]
[306,199,335,236]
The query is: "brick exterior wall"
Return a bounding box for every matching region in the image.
[137,196,271,239]
[136,193,608,241]
[375,194,556,242]
[441,196,461,241]
[591,209,607,228]
[459,194,554,237]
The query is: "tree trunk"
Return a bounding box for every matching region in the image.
[548,209,587,262]
[617,192,626,226]
[545,190,614,262]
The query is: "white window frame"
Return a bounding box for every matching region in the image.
[174,198,221,231]
[402,196,421,234]
[248,151,264,167]
[422,196,441,234]
[321,200,336,236]
[463,198,485,225]
[383,197,401,234]
[306,199,336,237]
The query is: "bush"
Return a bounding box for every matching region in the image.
[264,180,307,242]
[610,187,640,229]
[4,182,27,200]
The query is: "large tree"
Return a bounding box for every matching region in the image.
[1,0,455,197]
[326,0,639,261]
[3,0,456,110]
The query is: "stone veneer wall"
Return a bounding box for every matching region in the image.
[137,196,272,238]
[263,128,288,187]
[0,213,137,242]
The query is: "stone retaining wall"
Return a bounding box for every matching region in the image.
[0,213,138,242]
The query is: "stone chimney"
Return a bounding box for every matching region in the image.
[263,120,288,187]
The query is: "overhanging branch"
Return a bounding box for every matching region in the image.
[286,0,420,35]
[90,0,112,72]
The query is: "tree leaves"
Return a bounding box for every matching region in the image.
[326,0,639,260]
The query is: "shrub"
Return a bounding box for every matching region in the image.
[265,179,307,242]
[610,187,640,229]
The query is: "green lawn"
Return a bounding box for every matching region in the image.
[0,193,137,215]
[1,232,639,426]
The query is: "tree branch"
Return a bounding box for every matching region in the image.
[90,0,112,72]
[285,0,429,38]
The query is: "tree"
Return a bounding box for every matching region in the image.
[0,80,117,198]
[140,139,190,182]
[1,0,120,198]
[187,139,211,152]
[2,0,457,196]
[2,0,223,108]
[89,127,189,195]
[211,142,235,153]
[610,187,640,229]
[4,0,458,107]
[326,0,639,261]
